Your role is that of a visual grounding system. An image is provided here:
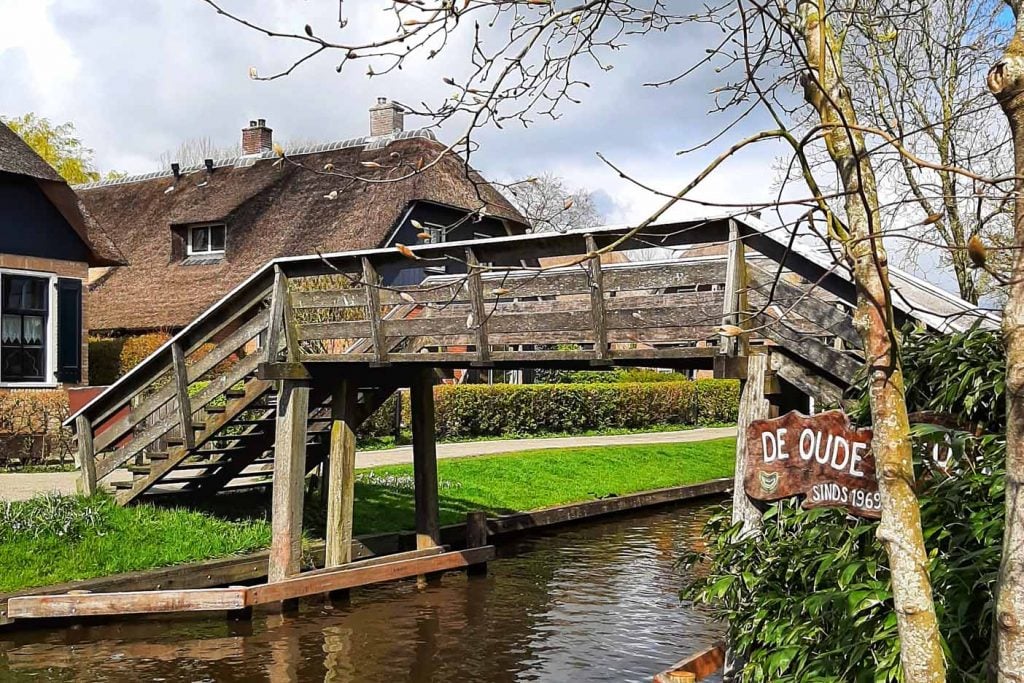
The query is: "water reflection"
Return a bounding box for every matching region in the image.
[0,501,724,682]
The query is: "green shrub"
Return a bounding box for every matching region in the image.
[682,325,1004,681]
[358,391,410,438]
[118,332,172,376]
[430,380,738,438]
[87,337,124,385]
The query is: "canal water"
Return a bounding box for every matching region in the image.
[0,501,724,682]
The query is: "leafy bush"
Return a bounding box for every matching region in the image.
[431,380,738,438]
[681,325,1004,681]
[118,332,172,376]
[533,368,692,384]
[0,390,74,466]
[87,337,124,385]
[0,493,110,542]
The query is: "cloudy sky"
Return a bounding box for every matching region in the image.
[1,0,971,297]
[0,0,797,224]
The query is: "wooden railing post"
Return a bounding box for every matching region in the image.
[720,219,750,357]
[269,379,310,597]
[411,369,441,551]
[75,415,97,496]
[361,257,387,365]
[465,248,491,365]
[170,342,195,450]
[585,235,609,363]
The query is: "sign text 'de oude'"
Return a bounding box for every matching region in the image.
[744,410,879,519]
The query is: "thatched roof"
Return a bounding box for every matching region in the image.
[79,130,528,332]
[0,122,125,267]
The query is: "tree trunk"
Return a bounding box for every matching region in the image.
[797,3,946,681]
[987,12,1024,679]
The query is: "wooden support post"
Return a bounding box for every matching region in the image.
[170,342,195,450]
[411,370,441,587]
[720,219,750,357]
[731,353,769,536]
[269,379,310,611]
[325,380,358,569]
[465,248,491,365]
[466,511,489,576]
[725,353,769,678]
[361,257,387,364]
[585,235,609,363]
[75,415,97,496]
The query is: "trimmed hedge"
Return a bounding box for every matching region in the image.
[360,380,739,439]
[87,337,124,386]
[119,333,171,376]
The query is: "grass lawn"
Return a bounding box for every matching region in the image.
[0,438,735,593]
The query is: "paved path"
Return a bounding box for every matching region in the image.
[0,427,736,501]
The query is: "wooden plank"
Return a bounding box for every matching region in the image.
[170,343,196,450]
[465,248,491,364]
[585,235,609,361]
[325,380,358,567]
[247,546,494,606]
[361,257,387,364]
[411,370,441,550]
[770,350,849,407]
[731,354,769,538]
[720,220,749,357]
[75,415,96,496]
[8,588,246,619]
[269,380,310,583]
[289,260,730,308]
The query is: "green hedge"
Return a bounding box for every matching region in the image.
[360,380,738,439]
[87,337,124,386]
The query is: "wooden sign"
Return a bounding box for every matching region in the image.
[744,410,880,519]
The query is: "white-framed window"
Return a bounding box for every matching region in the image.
[187,223,227,256]
[0,269,57,387]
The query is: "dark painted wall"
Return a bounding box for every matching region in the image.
[382,202,514,286]
[0,172,91,263]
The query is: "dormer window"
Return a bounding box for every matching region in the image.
[187,224,226,256]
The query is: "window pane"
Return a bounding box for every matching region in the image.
[192,226,210,252]
[210,225,226,251]
[3,276,47,312]
[1,315,19,344]
[1,347,44,381]
[22,316,44,345]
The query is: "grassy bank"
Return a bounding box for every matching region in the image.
[0,438,735,593]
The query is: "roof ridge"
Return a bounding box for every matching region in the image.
[74,128,438,190]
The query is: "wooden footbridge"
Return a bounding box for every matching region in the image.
[34,213,986,619]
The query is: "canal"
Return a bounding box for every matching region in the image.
[0,500,724,682]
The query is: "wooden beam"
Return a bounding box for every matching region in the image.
[75,415,96,496]
[410,370,441,551]
[258,362,312,381]
[465,248,491,365]
[585,235,609,362]
[361,257,387,364]
[731,354,769,537]
[269,380,310,584]
[170,342,195,450]
[770,350,849,408]
[754,313,860,385]
[7,588,247,619]
[325,380,358,567]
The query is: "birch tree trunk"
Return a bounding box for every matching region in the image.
[796,3,945,680]
[986,5,1024,677]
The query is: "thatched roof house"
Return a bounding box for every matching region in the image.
[79,100,528,334]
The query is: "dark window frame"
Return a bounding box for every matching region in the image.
[1,272,51,384]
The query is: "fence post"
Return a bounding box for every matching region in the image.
[75,415,97,496]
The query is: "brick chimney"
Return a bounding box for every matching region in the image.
[241,118,273,155]
[369,98,404,137]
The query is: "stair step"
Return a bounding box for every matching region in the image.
[224,388,247,399]
[203,405,226,414]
